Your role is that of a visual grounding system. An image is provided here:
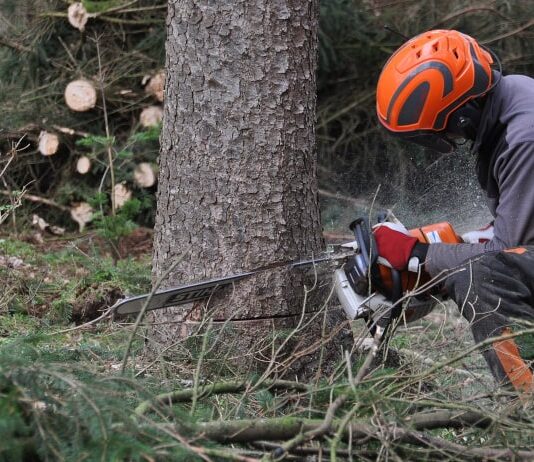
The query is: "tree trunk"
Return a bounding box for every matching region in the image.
[149,0,331,374]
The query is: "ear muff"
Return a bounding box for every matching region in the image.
[446,98,485,139]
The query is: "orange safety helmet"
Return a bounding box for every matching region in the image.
[376,30,494,152]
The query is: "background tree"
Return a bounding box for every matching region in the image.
[148,0,327,371]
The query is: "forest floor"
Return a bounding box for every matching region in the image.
[1,230,533,461]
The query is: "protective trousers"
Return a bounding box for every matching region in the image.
[444,246,534,392]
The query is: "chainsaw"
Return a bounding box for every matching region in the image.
[111,215,462,336]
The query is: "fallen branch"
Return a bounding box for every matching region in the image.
[196,410,493,442]
[134,379,309,417]
[193,411,534,461]
[0,190,69,212]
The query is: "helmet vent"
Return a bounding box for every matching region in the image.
[416,50,422,58]
[432,42,439,52]
[452,48,459,59]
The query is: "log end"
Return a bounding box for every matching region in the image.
[38,131,60,156]
[65,79,97,112]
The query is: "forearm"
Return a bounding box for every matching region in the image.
[425,239,507,277]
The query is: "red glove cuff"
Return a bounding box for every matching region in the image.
[373,225,418,270]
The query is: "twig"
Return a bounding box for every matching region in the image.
[0,35,32,53]
[0,190,69,212]
[318,188,371,209]
[481,19,534,45]
[270,332,379,460]
[399,348,487,380]
[94,34,116,216]
[430,7,511,29]
[120,253,187,373]
[49,307,115,336]
[191,319,212,416]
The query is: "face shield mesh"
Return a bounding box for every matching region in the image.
[393,131,456,154]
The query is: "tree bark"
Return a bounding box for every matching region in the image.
[149,0,327,373]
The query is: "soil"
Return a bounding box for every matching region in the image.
[0,228,153,323]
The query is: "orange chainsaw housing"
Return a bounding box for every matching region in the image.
[377,222,462,296]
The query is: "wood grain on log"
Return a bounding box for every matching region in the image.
[65,79,97,112]
[70,202,93,232]
[114,183,132,208]
[144,71,165,102]
[140,105,163,127]
[76,156,91,174]
[38,131,60,156]
[67,2,89,31]
[134,162,157,188]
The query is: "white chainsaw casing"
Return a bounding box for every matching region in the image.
[333,268,391,320]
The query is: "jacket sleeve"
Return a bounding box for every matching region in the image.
[426,141,534,276]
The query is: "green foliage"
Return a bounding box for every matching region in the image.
[76,135,116,148]
[0,349,198,461]
[129,124,161,143]
[93,199,142,241]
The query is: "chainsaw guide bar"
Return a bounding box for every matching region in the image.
[112,248,356,315]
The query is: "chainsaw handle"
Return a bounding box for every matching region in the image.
[349,217,377,268]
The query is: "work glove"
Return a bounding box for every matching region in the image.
[373,222,429,271]
[461,222,494,244]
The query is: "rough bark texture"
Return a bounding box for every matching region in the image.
[149,0,332,373]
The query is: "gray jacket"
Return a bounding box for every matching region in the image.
[426,74,534,276]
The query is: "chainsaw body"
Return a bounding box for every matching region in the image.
[334,219,462,324]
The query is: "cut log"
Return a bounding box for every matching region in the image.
[139,105,163,127]
[114,183,132,209]
[68,2,89,31]
[65,79,97,112]
[38,131,60,156]
[134,162,157,188]
[76,156,92,174]
[70,202,93,232]
[144,71,165,102]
